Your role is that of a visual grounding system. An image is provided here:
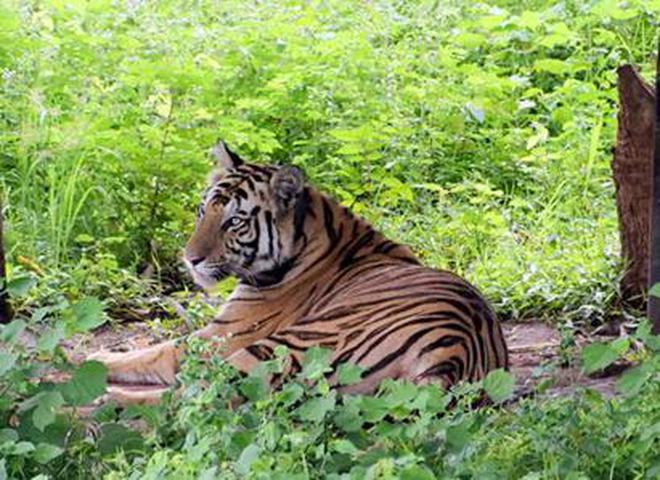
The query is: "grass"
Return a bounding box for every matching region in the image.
[2,0,656,322]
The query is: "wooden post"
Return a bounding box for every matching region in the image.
[0,195,12,324]
[649,39,660,335]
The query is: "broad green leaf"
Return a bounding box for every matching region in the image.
[74,233,95,244]
[582,343,619,374]
[640,421,660,441]
[610,337,630,355]
[533,59,569,75]
[37,324,65,353]
[58,361,107,406]
[300,347,332,381]
[446,419,473,452]
[383,380,418,408]
[0,319,26,344]
[0,428,18,445]
[235,443,261,475]
[278,383,304,406]
[199,467,218,480]
[0,352,17,377]
[11,441,35,455]
[5,275,36,297]
[33,442,64,464]
[337,363,364,386]
[616,363,653,396]
[98,423,144,455]
[331,439,359,455]
[649,283,660,298]
[358,396,390,423]
[296,391,336,423]
[483,369,515,403]
[400,465,436,480]
[239,376,267,402]
[70,297,106,332]
[33,391,64,432]
[634,322,660,352]
[333,401,363,433]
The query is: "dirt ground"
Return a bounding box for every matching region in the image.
[55,319,627,401]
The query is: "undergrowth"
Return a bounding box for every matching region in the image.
[1,0,660,479]
[1,0,658,321]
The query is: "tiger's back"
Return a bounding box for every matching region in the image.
[219,204,508,394]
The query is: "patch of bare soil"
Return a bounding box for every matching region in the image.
[504,322,626,399]
[51,320,628,402]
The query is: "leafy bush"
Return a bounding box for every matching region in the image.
[1,0,660,479]
[2,282,658,479]
[1,0,658,320]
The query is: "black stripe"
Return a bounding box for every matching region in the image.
[418,335,465,357]
[339,229,376,269]
[361,326,439,378]
[265,210,275,256]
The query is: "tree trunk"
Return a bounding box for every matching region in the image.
[0,195,12,324]
[612,65,655,308]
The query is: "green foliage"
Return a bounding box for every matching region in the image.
[0,279,120,479]
[0,0,657,320]
[100,332,658,480]
[1,0,660,478]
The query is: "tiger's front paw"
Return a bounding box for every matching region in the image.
[88,341,179,386]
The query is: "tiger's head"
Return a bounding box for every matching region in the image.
[184,142,308,289]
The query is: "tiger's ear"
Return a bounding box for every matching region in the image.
[211,141,244,171]
[271,166,304,215]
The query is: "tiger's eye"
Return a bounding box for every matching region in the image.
[228,217,243,227]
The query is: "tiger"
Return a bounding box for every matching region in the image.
[90,142,508,405]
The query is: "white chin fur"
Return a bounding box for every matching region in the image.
[189,268,219,290]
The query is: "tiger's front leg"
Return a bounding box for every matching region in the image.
[87,322,229,387]
[87,340,182,386]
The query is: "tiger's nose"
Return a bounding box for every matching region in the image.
[188,256,206,266]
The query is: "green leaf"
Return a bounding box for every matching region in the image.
[358,396,390,423]
[400,465,436,480]
[0,319,26,344]
[331,439,359,455]
[0,428,18,445]
[239,376,267,402]
[296,391,336,423]
[74,233,95,244]
[533,59,569,75]
[337,363,364,386]
[0,352,17,377]
[70,297,106,332]
[610,337,630,355]
[5,275,36,297]
[278,383,304,406]
[582,342,619,374]
[383,381,418,407]
[37,324,65,353]
[97,423,144,456]
[12,441,35,455]
[649,283,660,298]
[483,369,515,403]
[300,347,332,381]
[236,443,261,475]
[58,361,107,406]
[33,392,65,432]
[616,363,653,396]
[33,443,64,464]
[333,401,363,433]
